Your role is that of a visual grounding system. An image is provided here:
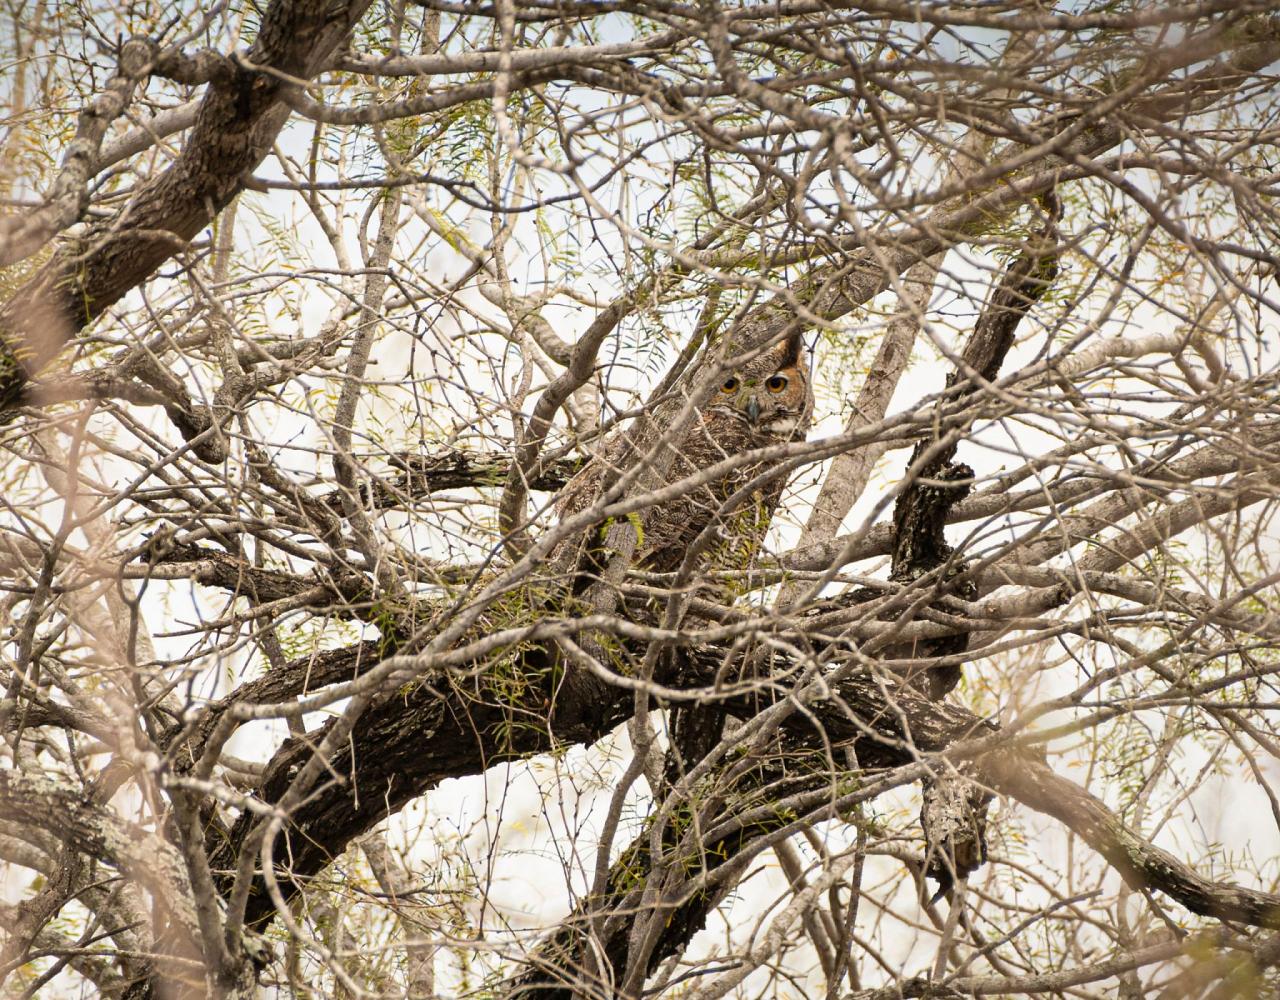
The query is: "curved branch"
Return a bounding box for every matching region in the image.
[0,0,375,411]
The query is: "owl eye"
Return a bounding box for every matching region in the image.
[766,374,789,393]
[720,377,740,394]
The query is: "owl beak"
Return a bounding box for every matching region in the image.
[743,396,761,425]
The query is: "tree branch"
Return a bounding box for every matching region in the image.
[0,0,375,410]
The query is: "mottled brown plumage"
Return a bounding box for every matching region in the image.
[554,332,813,584]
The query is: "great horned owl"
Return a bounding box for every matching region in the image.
[555,331,813,582]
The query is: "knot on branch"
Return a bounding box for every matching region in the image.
[116,37,158,79]
[920,761,994,899]
[152,46,239,87]
[162,402,224,464]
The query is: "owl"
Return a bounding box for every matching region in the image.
[554,331,813,584]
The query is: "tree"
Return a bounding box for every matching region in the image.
[3,0,1280,996]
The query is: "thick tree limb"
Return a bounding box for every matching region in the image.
[0,772,206,991]
[504,649,1280,996]
[884,206,1057,892]
[983,754,1280,931]
[0,0,374,410]
[202,424,1280,949]
[0,38,156,268]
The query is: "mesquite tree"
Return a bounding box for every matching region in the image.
[3,1,1280,997]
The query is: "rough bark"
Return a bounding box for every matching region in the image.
[502,645,1280,997]
[0,0,374,410]
[889,206,1059,892]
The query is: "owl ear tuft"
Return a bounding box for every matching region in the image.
[777,331,804,369]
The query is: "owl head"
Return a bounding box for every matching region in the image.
[708,331,813,440]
